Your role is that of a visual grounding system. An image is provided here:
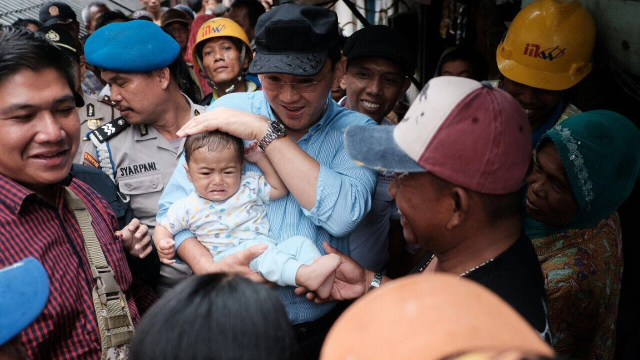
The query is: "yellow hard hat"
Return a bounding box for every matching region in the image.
[192,17,252,75]
[496,0,596,91]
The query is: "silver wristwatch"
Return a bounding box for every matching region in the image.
[258,121,286,151]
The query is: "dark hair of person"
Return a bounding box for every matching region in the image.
[184,130,244,164]
[0,26,76,92]
[11,18,43,30]
[436,47,489,82]
[163,42,203,103]
[430,173,523,224]
[94,10,130,30]
[130,274,296,360]
[188,0,203,13]
[327,45,341,71]
[230,0,266,28]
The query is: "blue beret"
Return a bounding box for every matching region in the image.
[85,20,180,72]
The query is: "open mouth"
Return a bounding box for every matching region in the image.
[361,100,381,110]
[281,105,304,117]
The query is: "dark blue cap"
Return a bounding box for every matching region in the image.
[249,4,339,76]
[85,20,180,73]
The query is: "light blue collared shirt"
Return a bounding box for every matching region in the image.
[157,91,377,324]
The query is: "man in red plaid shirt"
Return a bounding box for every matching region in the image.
[0,25,153,359]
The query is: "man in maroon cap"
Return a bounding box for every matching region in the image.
[298,76,552,342]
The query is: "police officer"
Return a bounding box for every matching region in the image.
[83,20,205,293]
[496,0,595,145]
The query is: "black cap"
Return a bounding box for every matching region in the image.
[39,2,77,27]
[39,25,85,107]
[40,24,78,56]
[249,4,339,76]
[343,25,415,76]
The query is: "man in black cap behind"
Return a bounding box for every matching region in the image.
[158,4,377,358]
[338,25,414,273]
[39,1,80,40]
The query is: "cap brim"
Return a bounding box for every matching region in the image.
[162,18,191,28]
[249,50,328,76]
[0,258,49,345]
[43,18,74,27]
[344,124,426,173]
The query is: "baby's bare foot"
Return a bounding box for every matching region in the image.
[295,254,340,298]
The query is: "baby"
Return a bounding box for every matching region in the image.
[154,131,339,297]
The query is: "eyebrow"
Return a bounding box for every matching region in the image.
[1,94,75,115]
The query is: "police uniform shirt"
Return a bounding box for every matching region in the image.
[73,94,120,163]
[81,95,205,232]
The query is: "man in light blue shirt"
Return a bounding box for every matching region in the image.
[157,4,376,359]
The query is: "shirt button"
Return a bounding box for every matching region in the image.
[152,183,158,189]
[126,184,133,190]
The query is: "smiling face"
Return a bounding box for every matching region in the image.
[185,145,244,202]
[0,67,79,196]
[525,142,578,225]
[200,37,247,89]
[341,57,409,123]
[502,77,564,131]
[259,60,334,139]
[388,172,451,248]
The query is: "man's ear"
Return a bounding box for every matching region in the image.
[155,67,171,90]
[400,77,411,96]
[446,186,469,230]
[336,56,347,90]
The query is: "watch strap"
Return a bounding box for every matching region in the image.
[368,272,383,290]
[258,121,285,151]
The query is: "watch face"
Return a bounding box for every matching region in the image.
[273,121,286,136]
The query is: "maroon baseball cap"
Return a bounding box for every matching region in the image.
[344,76,532,194]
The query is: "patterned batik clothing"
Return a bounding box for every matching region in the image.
[0,174,142,360]
[532,213,623,360]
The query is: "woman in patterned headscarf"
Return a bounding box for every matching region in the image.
[523,110,640,360]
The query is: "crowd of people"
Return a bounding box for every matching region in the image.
[0,0,638,359]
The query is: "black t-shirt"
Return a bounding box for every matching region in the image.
[411,233,551,342]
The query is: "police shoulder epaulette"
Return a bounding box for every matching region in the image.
[89,116,130,143]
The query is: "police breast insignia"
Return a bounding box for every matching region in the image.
[90,116,130,143]
[194,109,200,116]
[87,103,95,117]
[83,152,100,168]
[87,118,102,130]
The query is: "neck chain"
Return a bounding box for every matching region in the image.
[419,254,495,277]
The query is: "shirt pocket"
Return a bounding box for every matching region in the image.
[118,173,165,218]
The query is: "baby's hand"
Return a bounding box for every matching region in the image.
[155,237,176,265]
[244,141,266,163]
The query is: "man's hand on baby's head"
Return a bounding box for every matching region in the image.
[244,141,266,163]
[156,238,176,265]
